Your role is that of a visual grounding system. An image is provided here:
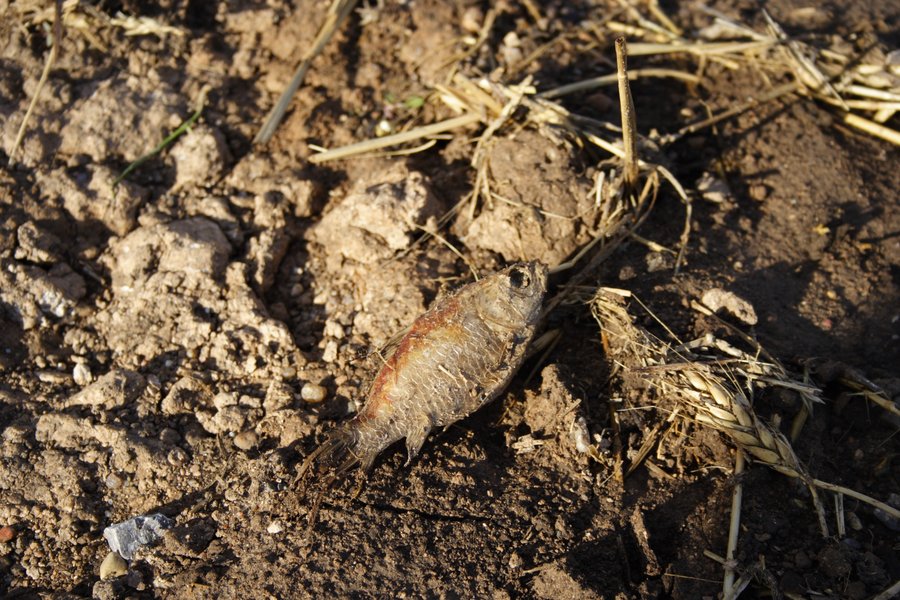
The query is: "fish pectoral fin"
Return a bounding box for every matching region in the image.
[404,419,432,466]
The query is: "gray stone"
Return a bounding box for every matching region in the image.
[103,513,173,560]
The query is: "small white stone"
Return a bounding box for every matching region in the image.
[571,417,591,454]
[322,340,339,363]
[300,383,327,404]
[72,362,93,386]
[36,369,69,383]
[99,551,128,580]
[461,6,483,33]
[323,319,345,340]
[267,520,284,534]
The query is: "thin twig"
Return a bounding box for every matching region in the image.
[811,478,900,520]
[663,81,802,144]
[254,0,358,145]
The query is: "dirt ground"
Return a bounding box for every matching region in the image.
[1,0,898,598]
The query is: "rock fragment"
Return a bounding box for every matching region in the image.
[65,369,145,409]
[700,288,759,325]
[103,514,174,561]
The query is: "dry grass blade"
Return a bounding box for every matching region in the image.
[537,68,700,100]
[8,0,62,167]
[308,113,481,163]
[254,0,358,145]
[591,290,900,540]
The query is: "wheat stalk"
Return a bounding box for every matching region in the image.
[591,290,900,538]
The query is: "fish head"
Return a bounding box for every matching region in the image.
[478,261,548,329]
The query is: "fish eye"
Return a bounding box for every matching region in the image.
[509,267,531,289]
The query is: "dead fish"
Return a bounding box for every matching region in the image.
[298,261,548,522]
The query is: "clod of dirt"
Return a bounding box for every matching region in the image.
[160,375,212,416]
[246,228,290,294]
[64,369,145,409]
[34,413,170,480]
[36,166,148,237]
[0,259,85,329]
[701,287,759,325]
[523,365,592,460]
[226,154,318,218]
[170,124,232,190]
[309,163,442,265]
[15,221,62,264]
[456,130,597,266]
[93,217,300,376]
[233,430,258,451]
[58,74,186,163]
[531,561,601,600]
[816,544,852,579]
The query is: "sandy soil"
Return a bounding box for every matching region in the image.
[0,0,898,598]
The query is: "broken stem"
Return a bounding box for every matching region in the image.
[723,450,745,599]
[615,37,639,192]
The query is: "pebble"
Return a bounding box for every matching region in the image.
[267,520,284,534]
[461,6,483,33]
[322,340,339,363]
[749,183,768,201]
[72,362,93,386]
[36,369,71,384]
[99,551,128,580]
[324,319,346,339]
[300,382,327,403]
[105,473,124,489]
[233,430,258,451]
[0,525,15,543]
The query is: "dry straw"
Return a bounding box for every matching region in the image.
[591,289,900,531]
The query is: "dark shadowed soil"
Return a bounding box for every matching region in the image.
[0,1,897,598]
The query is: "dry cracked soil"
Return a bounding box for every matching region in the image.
[0,0,898,599]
